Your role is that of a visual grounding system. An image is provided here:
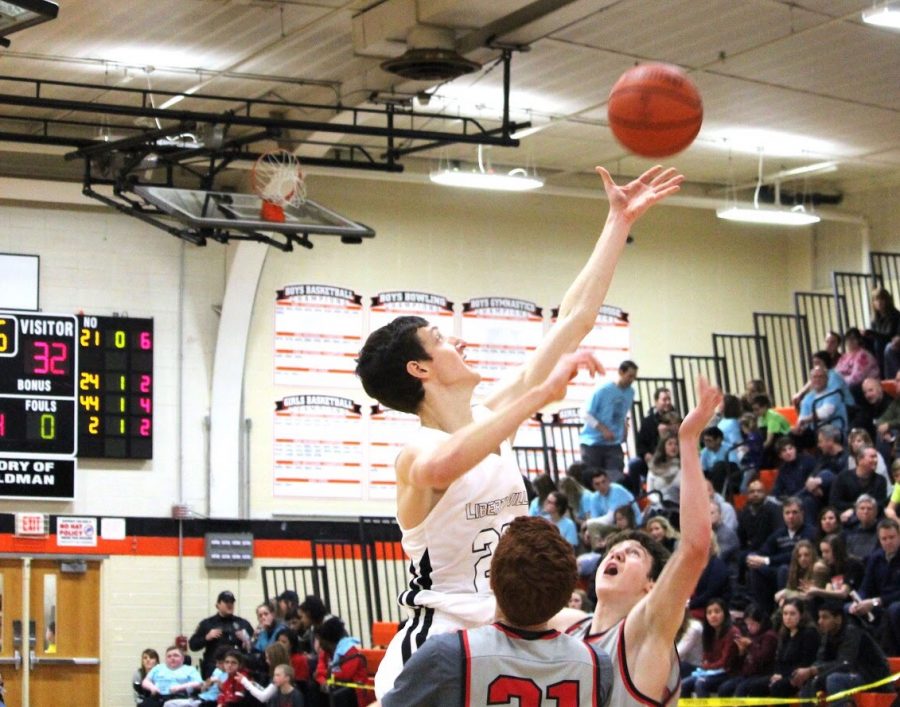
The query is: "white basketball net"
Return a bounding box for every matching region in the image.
[253,150,307,207]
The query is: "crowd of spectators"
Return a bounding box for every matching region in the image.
[134,591,371,707]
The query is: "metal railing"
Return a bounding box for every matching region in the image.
[670,354,726,407]
[833,271,878,333]
[712,333,771,397]
[795,291,842,356]
[753,312,810,406]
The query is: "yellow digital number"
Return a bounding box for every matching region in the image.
[88,416,99,435]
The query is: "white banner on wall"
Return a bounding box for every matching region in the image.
[460,297,545,400]
[274,284,364,389]
[272,284,630,505]
[273,395,366,499]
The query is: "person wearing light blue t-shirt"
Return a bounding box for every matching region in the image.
[717,394,744,464]
[580,360,637,484]
[142,646,203,700]
[796,366,848,446]
[587,469,642,525]
[544,491,579,547]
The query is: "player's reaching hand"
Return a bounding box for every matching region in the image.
[679,376,722,441]
[597,165,683,224]
[541,351,604,404]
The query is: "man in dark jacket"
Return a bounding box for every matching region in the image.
[188,590,254,678]
[737,479,784,581]
[793,599,890,707]
[850,518,900,654]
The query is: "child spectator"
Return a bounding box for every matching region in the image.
[700,426,735,493]
[737,413,764,493]
[772,438,815,499]
[527,473,556,517]
[559,472,592,524]
[716,603,778,698]
[240,643,293,704]
[774,540,820,607]
[217,650,250,705]
[140,645,203,707]
[197,646,228,706]
[751,394,791,468]
[613,503,637,531]
[647,433,681,505]
[542,490,579,547]
[268,663,304,707]
[314,617,373,707]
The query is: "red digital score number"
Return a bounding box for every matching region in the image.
[28,340,69,376]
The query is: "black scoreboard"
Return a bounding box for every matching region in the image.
[77,315,154,459]
[0,313,78,456]
[0,311,153,463]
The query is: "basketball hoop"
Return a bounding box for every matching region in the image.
[251,149,307,223]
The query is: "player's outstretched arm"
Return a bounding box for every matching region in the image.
[484,166,683,412]
[629,377,720,643]
[401,352,602,492]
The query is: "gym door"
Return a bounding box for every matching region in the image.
[0,558,101,707]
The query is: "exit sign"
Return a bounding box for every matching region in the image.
[15,512,49,536]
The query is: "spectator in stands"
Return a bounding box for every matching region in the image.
[836,327,880,403]
[140,645,203,707]
[239,642,292,704]
[816,506,844,541]
[276,629,312,699]
[314,617,373,707]
[792,348,854,410]
[886,461,900,521]
[868,287,900,372]
[700,426,735,494]
[847,427,891,486]
[613,503,638,531]
[276,591,299,622]
[559,472,592,524]
[689,536,732,619]
[707,479,737,532]
[716,602,778,699]
[297,595,331,654]
[741,379,769,414]
[527,473,556,516]
[681,597,741,698]
[543,490,579,547]
[269,664,304,707]
[216,650,251,705]
[794,599,890,707]
[196,646,228,706]
[677,610,704,678]
[253,601,287,654]
[644,515,680,553]
[830,446,888,520]
[132,648,159,705]
[851,379,892,441]
[772,438,815,500]
[752,395,791,469]
[736,598,819,700]
[629,386,676,495]
[717,394,744,466]
[737,412,764,494]
[189,591,255,679]
[737,480,784,577]
[799,426,848,521]
[850,517,900,654]
[805,533,865,613]
[587,468,641,526]
[793,368,848,451]
[711,501,739,567]
[843,495,882,560]
[774,540,820,607]
[647,433,681,505]
[568,587,593,612]
[745,498,817,614]
[579,359,637,485]
[884,336,900,380]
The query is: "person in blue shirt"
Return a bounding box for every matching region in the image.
[717,394,744,465]
[544,490,579,547]
[794,366,848,449]
[580,360,638,485]
[587,469,642,526]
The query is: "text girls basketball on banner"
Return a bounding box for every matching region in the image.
[274,285,363,389]
[273,395,365,499]
[461,297,544,399]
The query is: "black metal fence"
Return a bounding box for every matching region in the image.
[833,272,878,333]
[871,252,900,299]
[753,312,810,406]
[670,354,726,408]
[795,291,840,356]
[712,333,771,397]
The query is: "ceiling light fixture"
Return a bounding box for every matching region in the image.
[430,145,544,192]
[862,1,900,29]
[717,151,821,227]
[0,0,58,47]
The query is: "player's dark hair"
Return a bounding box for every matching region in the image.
[604,529,671,581]
[490,516,576,627]
[356,315,431,414]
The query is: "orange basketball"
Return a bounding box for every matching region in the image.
[607,63,703,158]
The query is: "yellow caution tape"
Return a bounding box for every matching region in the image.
[680,670,899,706]
[326,676,376,691]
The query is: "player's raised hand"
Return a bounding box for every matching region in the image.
[542,351,604,403]
[597,165,683,223]
[679,376,722,440]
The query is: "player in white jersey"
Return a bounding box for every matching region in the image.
[551,377,722,707]
[356,165,684,698]
[381,516,613,707]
